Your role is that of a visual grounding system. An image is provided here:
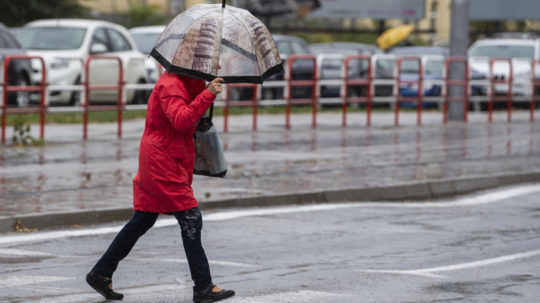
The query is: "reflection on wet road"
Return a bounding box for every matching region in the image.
[0,113,540,216]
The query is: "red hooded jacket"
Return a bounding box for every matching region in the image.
[133,72,216,213]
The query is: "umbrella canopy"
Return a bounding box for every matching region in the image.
[377,25,415,51]
[150,2,283,83]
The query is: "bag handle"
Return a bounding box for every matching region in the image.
[208,103,214,122]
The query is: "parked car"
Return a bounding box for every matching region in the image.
[0,24,32,107]
[310,42,381,99]
[468,38,540,98]
[371,46,448,108]
[129,25,164,83]
[13,19,149,106]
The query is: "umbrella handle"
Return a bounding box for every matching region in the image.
[222,0,226,8]
[209,103,214,122]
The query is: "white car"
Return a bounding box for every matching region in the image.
[469,38,540,96]
[16,19,149,105]
[129,25,164,83]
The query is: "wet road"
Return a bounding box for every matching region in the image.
[1,185,540,302]
[1,111,540,217]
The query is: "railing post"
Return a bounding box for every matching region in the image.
[1,57,7,144]
[252,84,258,131]
[84,56,124,140]
[224,85,230,133]
[286,55,317,129]
[489,58,513,123]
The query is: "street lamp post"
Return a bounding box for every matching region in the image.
[448,0,471,121]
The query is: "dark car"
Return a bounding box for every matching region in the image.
[310,42,381,99]
[0,24,32,107]
[229,34,315,101]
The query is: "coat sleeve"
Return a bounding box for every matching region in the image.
[159,82,216,133]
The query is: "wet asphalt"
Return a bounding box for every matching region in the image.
[0,185,539,302]
[1,111,540,217]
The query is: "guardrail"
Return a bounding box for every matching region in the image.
[396,56,423,126]
[2,54,540,144]
[1,55,47,144]
[342,55,372,127]
[489,58,513,123]
[285,55,318,129]
[84,55,124,140]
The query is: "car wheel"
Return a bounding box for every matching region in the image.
[131,79,150,104]
[15,77,30,107]
[69,77,82,106]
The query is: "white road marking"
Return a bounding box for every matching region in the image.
[1,184,539,246]
[226,290,344,303]
[132,257,257,268]
[0,275,73,288]
[0,248,53,257]
[360,249,540,279]
[30,287,342,303]
[31,283,183,303]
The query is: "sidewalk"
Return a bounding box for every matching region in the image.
[1,110,540,232]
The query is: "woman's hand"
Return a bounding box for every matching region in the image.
[207,78,224,96]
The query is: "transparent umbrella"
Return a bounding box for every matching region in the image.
[150,0,283,83]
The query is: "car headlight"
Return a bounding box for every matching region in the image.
[50,58,70,70]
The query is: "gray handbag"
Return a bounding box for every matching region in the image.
[194,104,228,178]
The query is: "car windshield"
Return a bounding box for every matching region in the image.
[15,27,86,50]
[469,44,535,60]
[131,32,160,54]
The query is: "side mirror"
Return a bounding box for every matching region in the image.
[90,43,107,54]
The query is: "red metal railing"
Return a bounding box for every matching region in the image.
[396,56,423,126]
[1,56,47,144]
[444,57,469,123]
[223,83,258,132]
[342,55,372,127]
[285,55,318,129]
[83,56,124,140]
[489,58,513,123]
[531,60,540,122]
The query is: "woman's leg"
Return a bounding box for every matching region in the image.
[91,211,159,277]
[174,207,212,291]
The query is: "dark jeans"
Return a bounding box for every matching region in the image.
[91,207,212,291]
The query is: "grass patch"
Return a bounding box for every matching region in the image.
[3,105,432,126]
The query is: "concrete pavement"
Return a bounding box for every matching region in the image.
[1,110,540,232]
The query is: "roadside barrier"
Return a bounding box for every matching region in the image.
[342,55,372,127]
[223,83,258,132]
[3,54,540,144]
[285,55,318,129]
[396,56,423,126]
[444,57,469,124]
[489,58,513,123]
[531,60,540,121]
[1,56,47,144]
[83,55,124,140]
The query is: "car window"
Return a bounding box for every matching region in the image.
[469,44,535,60]
[108,28,132,52]
[131,32,160,54]
[291,41,309,54]
[17,27,86,50]
[0,34,10,48]
[277,41,291,57]
[92,28,111,51]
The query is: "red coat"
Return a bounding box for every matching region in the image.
[133,72,216,213]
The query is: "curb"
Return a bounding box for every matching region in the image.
[1,171,539,233]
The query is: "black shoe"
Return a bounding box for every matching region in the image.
[193,284,235,303]
[86,272,124,300]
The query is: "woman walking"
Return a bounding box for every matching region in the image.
[86,73,234,303]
